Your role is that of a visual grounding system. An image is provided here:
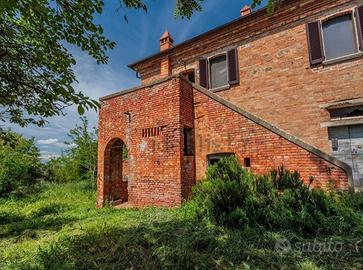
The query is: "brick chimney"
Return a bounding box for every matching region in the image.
[160,31,174,51]
[240,5,251,16]
[159,31,173,77]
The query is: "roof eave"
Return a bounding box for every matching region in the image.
[127,5,270,70]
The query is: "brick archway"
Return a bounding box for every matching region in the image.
[104,138,128,204]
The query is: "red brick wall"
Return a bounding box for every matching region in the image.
[219,21,363,152]
[179,79,196,199]
[133,0,363,152]
[98,76,349,208]
[191,83,349,190]
[98,78,184,207]
[160,56,171,78]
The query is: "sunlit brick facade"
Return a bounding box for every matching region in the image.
[97,0,363,207]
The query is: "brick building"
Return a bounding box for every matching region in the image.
[97,0,363,207]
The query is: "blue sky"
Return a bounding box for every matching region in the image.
[10,0,267,160]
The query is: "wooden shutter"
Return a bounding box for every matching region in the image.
[306,21,324,65]
[356,5,363,50]
[199,59,208,89]
[227,48,239,85]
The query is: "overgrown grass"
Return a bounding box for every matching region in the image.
[0,178,362,269]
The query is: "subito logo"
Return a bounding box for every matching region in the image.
[275,238,291,254]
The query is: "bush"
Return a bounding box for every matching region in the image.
[188,156,363,237]
[0,130,42,197]
[43,155,78,183]
[43,117,97,188]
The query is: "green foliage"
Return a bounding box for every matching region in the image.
[174,0,203,19]
[0,130,42,197]
[65,117,98,184]
[0,0,108,126]
[251,0,281,13]
[1,181,363,269]
[0,0,276,126]
[122,144,128,159]
[340,191,363,213]
[44,117,97,187]
[189,157,363,237]
[43,155,78,183]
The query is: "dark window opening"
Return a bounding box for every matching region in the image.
[244,157,251,168]
[184,128,195,156]
[207,153,235,166]
[209,54,228,89]
[182,70,195,83]
[329,106,363,119]
[331,138,339,151]
[322,14,358,60]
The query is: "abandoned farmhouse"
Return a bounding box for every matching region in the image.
[97,0,363,207]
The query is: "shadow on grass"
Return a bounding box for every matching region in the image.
[0,203,77,240]
[23,219,363,270]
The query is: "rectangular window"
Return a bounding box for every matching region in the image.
[209,54,228,89]
[207,153,235,166]
[329,106,363,119]
[183,128,194,156]
[199,49,239,89]
[322,14,358,60]
[244,157,251,168]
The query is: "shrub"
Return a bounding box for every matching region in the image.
[0,130,42,197]
[43,117,97,188]
[188,156,363,237]
[43,155,78,183]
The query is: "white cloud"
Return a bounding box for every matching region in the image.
[55,142,67,147]
[10,43,137,163]
[40,150,61,160]
[37,138,59,145]
[37,139,69,148]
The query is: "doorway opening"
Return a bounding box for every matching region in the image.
[328,124,363,187]
[104,139,128,204]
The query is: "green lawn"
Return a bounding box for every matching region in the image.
[0,182,362,270]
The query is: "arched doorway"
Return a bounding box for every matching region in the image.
[104,138,128,204]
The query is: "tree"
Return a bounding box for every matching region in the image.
[0,0,275,127]
[0,130,42,197]
[44,117,98,186]
[65,117,98,185]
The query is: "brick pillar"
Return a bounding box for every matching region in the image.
[160,56,171,77]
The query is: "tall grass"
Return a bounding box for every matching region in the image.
[0,161,362,269]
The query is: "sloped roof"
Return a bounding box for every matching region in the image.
[128,0,299,70]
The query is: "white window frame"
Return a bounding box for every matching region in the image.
[320,10,363,65]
